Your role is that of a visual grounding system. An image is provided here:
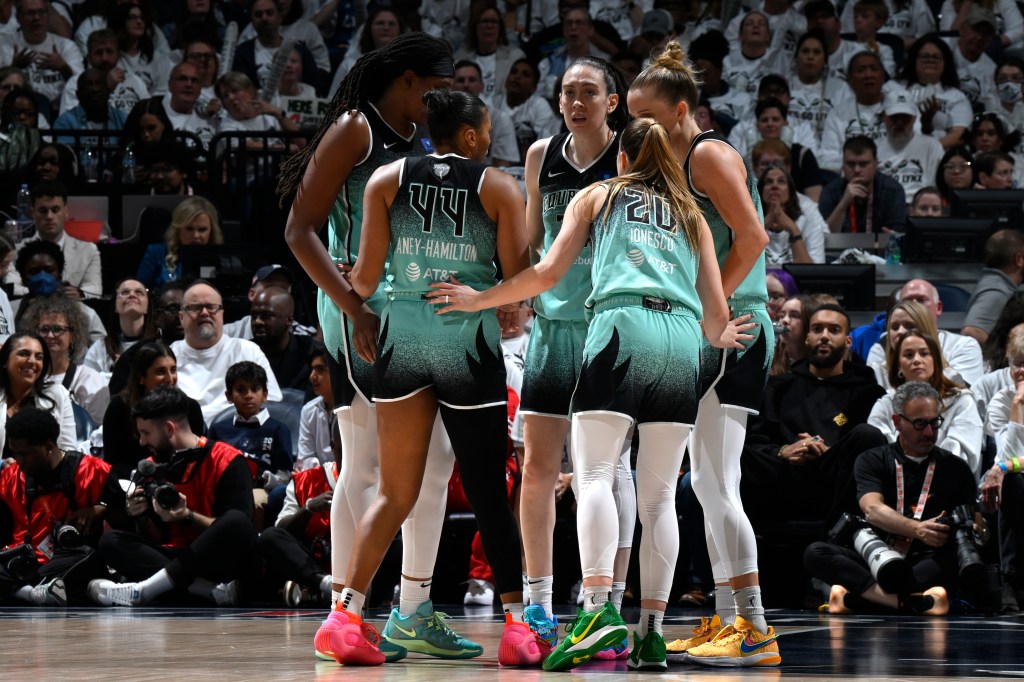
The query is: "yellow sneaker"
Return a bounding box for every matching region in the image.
[685,616,781,667]
[666,614,722,662]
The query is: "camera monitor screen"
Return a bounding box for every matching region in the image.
[783,263,877,311]
[902,217,995,263]
[950,189,1024,229]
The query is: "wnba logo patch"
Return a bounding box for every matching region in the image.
[406,263,422,280]
[626,249,645,267]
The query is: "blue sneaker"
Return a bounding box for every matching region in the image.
[523,604,559,648]
[382,599,483,659]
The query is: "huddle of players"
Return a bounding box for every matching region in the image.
[278,32,780,671]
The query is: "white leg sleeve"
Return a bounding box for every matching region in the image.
[330,394,379,583]
[399,412,454,577]
[690,390,759,579]
[635,422,691,603]
[573,412,632,581]
[612,431,636,550]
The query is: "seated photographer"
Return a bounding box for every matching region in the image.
[0,408,127,606]
[257,435,338,607]
[88,386,256,606]
[805,382,985,616]
[741,304,887,526]
[867,331,983,478]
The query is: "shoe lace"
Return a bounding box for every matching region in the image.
[426,610,459,639]
[524,610,556,636]
[706,624,741,647]
[692,616,713,636]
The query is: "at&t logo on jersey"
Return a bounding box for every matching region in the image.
[405,263,421,281]
[626,249,645,267]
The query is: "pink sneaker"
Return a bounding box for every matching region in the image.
[314,607,385,666]
[592,636,629,660]
[499,613,550,667]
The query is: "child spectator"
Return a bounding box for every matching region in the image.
[296,346,335,472]
[208,361,293,496]
[851,0,897,76]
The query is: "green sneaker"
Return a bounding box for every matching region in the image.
[542,601,628,671]
[627,630,667,671]
[382,599,483,659]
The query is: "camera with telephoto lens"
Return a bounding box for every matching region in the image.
[51,521,84,550]
[936,504,987,584]
[132,459,181,511]
[0,544,38,583]
[829,513,915,593]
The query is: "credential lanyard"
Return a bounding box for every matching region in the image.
[891,459,935,555]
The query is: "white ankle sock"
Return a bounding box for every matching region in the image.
[136,569,174,603]
[399,576,432,618]
[502,601,525,621]
[331,589,342,607]
[733,585,767,632]
[527,575,553,617]
[582,585,611,613]
[338,588,365,615]
[714,582,735,624]
[636,608,664,637]
[610,581,626,611]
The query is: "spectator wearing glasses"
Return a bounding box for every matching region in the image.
[935,144,975,207]
[867,331,983,476]
[22,295,109,425]
[453,2,526,100]
[126,62,217,148]
[170,280,281,423]
[136,141,195,196]
[180,37,223,123]
[986,58,1024,134]
[0,0,84,109]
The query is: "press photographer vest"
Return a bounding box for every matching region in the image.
[0,452,111,562]
[292,463,335,543]
[150,440,243,549]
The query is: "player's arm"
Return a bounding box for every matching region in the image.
[428,183,603,311]
[692,142,768,298]
[350,160,401,299]
[284,111,373,318]
[523,139,548,253]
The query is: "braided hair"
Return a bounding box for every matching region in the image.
[277,32,454,202]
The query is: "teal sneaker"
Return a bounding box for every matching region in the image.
[627,630,667,671]
[382,599,483,659]
[523,604,559,648]
[541,601,628,671]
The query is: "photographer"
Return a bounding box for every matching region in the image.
[88,387,256,607]
[805,382,984,616]
[0,408,126,606]
[257,436,339,606]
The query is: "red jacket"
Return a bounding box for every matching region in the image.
[0,454,112,562]
[291,463,335,543]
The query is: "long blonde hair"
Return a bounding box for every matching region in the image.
[883,299,947,372]
[596,118,703,250]
[164,196,224,273]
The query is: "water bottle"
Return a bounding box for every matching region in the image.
[15,183,33,241]
[121,144,136,185]
[885,233,902,265]
[82,147,98,183]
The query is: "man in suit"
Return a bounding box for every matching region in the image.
[10,180,103,299]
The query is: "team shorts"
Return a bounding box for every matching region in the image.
[373,298,507,409]
[571,306,702,425]
[321,285,386,408]
[520,316,589,418]
[698,303,774,414]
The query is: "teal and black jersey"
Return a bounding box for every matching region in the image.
[681,130,769,305]
[386,153,497,295]
[534,131,618,322]
[326,101,432,265]
[586,185,702,318]
[320,102,431,358]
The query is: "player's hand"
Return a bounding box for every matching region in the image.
[351,308,379,364]
[427,276,484,314]
[496,303,522,334]
[709,312,755,349]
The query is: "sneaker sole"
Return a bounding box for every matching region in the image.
[627,658,668,670]
[383,636,482,659]
[542,625,629,671]
[685,651,782,667]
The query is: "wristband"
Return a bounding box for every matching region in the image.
[777,445,787,460]
[1015,457,1022,474]
[789,233,803,242]
[1000,461,1009,473]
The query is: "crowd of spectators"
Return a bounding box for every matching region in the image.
[0,0,1022,613]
